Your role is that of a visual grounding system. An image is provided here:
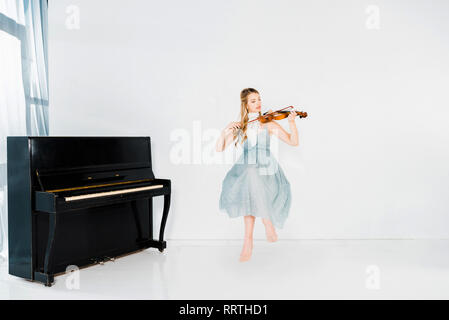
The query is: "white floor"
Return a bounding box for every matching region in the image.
[1,239,449,299]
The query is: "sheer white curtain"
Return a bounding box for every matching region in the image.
[0,0,49,263]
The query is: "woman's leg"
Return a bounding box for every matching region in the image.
[240,215,255,262]
[262,218,278,242]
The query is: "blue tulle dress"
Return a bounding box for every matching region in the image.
[219,123,292,229]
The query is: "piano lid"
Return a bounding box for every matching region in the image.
[28,137,156,192]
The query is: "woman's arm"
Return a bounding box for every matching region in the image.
[216,121,241,152]
[268,112,299,146]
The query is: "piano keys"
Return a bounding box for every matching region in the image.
[7,136,172,286]
[64,184,164,202]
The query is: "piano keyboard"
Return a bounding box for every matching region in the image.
[64,185,164,202]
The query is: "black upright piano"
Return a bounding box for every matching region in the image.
[7,136,171,286]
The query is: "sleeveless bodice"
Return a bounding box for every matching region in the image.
[235,126,275,173]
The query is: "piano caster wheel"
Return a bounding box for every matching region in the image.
[158,248,164,253]
[45,282,53,287]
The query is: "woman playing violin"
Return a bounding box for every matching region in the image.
[215,88,300,262]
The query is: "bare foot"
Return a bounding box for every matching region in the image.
[239,237,253,262]
[263,220,278,242]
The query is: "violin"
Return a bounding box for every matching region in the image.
[248,106,308,124]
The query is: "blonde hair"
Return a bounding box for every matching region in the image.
[234,88,261,146]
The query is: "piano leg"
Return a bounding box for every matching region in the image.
[144,194,170,252]
[158,194,171,252]
[41,213,57,286]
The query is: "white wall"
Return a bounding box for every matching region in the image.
[48,0,449,239]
